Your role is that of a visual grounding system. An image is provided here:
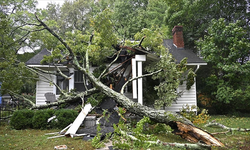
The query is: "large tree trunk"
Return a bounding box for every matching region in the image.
[84,70,224,147]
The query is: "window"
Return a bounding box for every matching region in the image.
[74,70,83,83]
[56,72,69,94]
[74,71,85,92]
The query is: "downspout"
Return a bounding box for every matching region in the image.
[194,65,200,73]
[194,64,200,115]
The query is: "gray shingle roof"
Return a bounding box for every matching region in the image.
[26,41,207,65]
[26,49,50,65]
[164,39,206,64]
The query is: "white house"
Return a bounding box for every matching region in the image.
[26,26,206,111]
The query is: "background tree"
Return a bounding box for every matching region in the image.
[109,0,148,39]
[196,18,250,113]
[0,0,38,98]
[164,0,250,49]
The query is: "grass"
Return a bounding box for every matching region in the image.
[0,125,94,150]
[0,115,250,150]
[198,115,250,150]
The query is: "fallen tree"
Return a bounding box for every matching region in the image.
[28,13,225,148]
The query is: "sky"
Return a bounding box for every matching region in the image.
[37,0,66,9]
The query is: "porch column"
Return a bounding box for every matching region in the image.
[132,55,146,105]
[68,68,74,91]
[137,61,143,105]
[132,58,137,99]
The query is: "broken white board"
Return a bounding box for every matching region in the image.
[60,123,72,134]
[65,103,92,138]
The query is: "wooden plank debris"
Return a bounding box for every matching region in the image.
[65,103,92,138]
[45,123,72,138]
[60,123,72,134]
[47,135,65,139]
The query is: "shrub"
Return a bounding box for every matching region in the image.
[179,104,197,122]
[193,109,211,124]
[50,109,78,129]
[179,104,210,124]
[32,109,55,129]
[10,109,34,130]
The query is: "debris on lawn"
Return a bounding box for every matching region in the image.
[47,115,57,123]
[54,145,67,150]
[65,103,93,138]
[46,98,133,147]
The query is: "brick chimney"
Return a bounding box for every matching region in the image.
[172,26,184,49]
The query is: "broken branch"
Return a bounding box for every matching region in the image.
[118,129,211,150]
[205,122,250,132]
[120,69,162,94]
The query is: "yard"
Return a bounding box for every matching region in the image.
[0,115,250,150]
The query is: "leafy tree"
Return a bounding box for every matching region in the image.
[0,1,37,96]
[196,18,250,113]
[109,0,148,38]
[144,0,170,39]
[164,0,250,48]
[146,0,168,28]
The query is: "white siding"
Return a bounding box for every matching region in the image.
[36,73,56,106]
[165,80,197,112]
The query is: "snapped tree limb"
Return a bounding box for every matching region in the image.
[31,88,98,110]
[118,129,211,150]
[205,122,250,133]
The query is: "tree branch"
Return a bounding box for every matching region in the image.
[31,88,98,109]
[118,129,211,150]
[98,50,121,80]
[205,122,250,132]
[8,90,36,107]
[26,66,66,96]
[34,13,75,57]
[120,69,162,94]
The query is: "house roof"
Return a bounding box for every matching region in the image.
[164,39,207,65]
[26,48,50,65]
[26,41,207,66]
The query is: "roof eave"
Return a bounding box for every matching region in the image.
[186,62,207,65]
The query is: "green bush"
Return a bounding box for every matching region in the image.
[179,104,210,124]
[32,109,55,129]
[10,109,34,130]
[50,109,78,129]
[10,109,78,130]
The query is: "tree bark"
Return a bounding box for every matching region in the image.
[83,70,224,147]
[119,129,212,150]
[31,88,98,110]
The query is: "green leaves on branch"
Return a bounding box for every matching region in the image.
[146,50,189,109]
[134,28,165,54]
[91,9,117,48]
[0,11,37,95]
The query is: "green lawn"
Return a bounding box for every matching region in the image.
[0,115,250,150]
[0,125,94,150]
